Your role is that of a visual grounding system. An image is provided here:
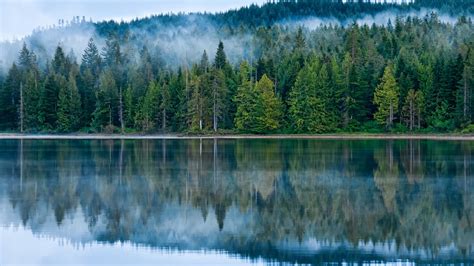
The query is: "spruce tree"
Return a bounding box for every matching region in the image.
[0,64,21,130]
[80,38,101,124]
[40,73,60,130]
[92,70,118,131]
[214,41,227,70]
[374,64,399,129]
[256,74,282,132]
[234,61,257,132]
[135,80,159,132]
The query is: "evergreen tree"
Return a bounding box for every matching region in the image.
[80,38,101,125]
[234,61,257,132]
[456,47,474,125]
[288,59,334,133]
[40,73,60,130]
[123,85,134,128]
[211,68,227,132]
[0,64,21,130]
[18,43,36,71]
[92,69,118,131]
[52,46,68,76]
[158,79,171,131]
[1,5,472,134]
[214,41,227,70]
[23,69,42,131]
[135,80,159,132]
[374,64,399,129]
[57,71,81,132]
[255,74,282,132]
[188,71,205,131]
[81,38,101,76]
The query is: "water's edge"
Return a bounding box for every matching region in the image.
[0,134,473,140]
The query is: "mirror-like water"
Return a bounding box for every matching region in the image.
[0,139,473,265]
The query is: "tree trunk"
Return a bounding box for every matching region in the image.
[213,79,217,132]
[464,67,468,119]
[19,82,24,133]
[108,103,112,127]
[417,107,421,129]
[119,87,124,133]
[162,109,166,132]
[409,99,414,131]
[389,101,393,129]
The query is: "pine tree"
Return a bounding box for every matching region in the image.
[23,70,41,131]
[188,72,205,131]
[211,68,227,132]
[40,73,60,130]
[456,48,473,125]
[57,82,71,132]
[234,61,257,132]
[288,58,334,133]
[69,72,82,131]
[92,69,118,131]
[374,64,399,129]
[256,74,282,132]
[341,53,358,129]
[52,46,68,76]
[158,81,171,131]
[0,64,21,130]
[135,81,159,132]
[214,41,227,70]
[81,38,101,76]
[288,61,317,133]
[80,38,101,125]
[123,85,134,128]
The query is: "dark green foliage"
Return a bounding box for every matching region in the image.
[0,64,21,130]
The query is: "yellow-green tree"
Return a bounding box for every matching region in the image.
[256,74,282,132]
[374,64,399,129]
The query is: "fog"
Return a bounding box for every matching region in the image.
[0,7,470,73]
[279,8,469,30]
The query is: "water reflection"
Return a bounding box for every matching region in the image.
[0,139,473,264]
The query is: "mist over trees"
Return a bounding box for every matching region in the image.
[0,0,473,133]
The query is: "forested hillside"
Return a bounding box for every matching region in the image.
[0,0,473,133]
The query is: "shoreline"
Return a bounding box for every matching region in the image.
[0,133,473,140]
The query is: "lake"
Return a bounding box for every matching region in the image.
[0,139,473,265]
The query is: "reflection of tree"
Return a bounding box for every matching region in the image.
[401,140,424,184]
[373,140,400,213]
[0,139,473,259]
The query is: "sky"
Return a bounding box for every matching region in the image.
[0,0,266,41]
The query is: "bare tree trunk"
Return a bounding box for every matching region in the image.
[464,67,468,119]
[409,140,413,175]
[162,109,166,132]
[199,94,203,131]
[108,102,113,128]
[19,82,24,133]
[409,99,414,131]
[213,80,217,132]
[119,87,124,133]
[389,101,393,129]
[417,107,421,129]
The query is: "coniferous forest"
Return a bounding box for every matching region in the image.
[0,0,473,134]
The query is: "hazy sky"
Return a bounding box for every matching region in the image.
[0,0,265,41]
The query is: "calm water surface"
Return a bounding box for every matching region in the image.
[0,139,473,265]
